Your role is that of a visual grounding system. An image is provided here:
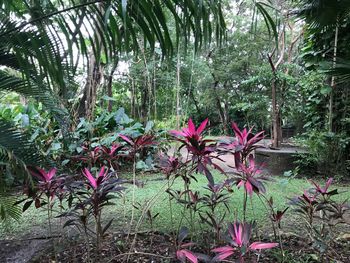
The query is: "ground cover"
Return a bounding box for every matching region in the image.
[1,172,349,262]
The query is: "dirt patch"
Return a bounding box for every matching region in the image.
[0,238,51,263]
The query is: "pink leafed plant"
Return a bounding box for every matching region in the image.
[157,153,181,178]
[176,248,198,263]
[82,166,108,189]
[235,155,269,197]
[119,134,157,152]
[29,167,57,183]
[220,122,264,167]
[212,221,278,262]
[169,118,224,185]
[310,178,337,196]
[169,118,208,142]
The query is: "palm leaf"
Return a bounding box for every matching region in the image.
[1,0,227,60]
[256,2,279,47]
[323,61,350,83]
[295,0,350,30]
[0,119,42,166]
[0,195,22,222]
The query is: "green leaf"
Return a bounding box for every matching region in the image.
[256,2,278,48]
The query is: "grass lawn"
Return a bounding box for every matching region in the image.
[1,171,349,239]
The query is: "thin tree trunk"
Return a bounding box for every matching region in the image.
[329,24,339,132]
[267,25,286,148]
[131,78,136,118]
[152,53,157,120]
[140,82,149,124]
[106,61,118,112]
[268,55,281,148]
[215,96,228,134]
[175,50,181,130]
[271,77,280,147]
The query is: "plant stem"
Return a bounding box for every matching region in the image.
[84,223,91,263]
[95,213,101,250]
[277,227,285,261]
[47,196,52,237]
[243,190,248,221]
[127,154,137,240]
[47,195,57,262]
[167,179,174,227]
[258,194,277,239]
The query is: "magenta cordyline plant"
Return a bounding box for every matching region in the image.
[73,143,125,171]
[267,196,288,230]
[176,245,198,263]
[63,166,124,250]
[263,196,289,258]
[310,178,337,197]
[234,154,269,221]
[119,133,157,238]
[168,118,226,237]
[29,167,67,215]
[235,155,268,197]
[220,122,264,167]
[100,143,124,170]
[24,167,66,246]
[271,207,289,228]
[169,118,223,186]
[157,153,181,179]
[197,183,231,243]
[82,166,108,247]
[220,123,267,220]
[289,178,349,258]
[74,146,102,167]
[82,166,108,189]
[176,226,199,263]
[119,134,157,156]
[27,167,63,208]
[212,221,278,262]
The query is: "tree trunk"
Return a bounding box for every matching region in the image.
[106,61,118,112]
[268,55,281,148]
[329,24,339,132]
[271,77,280,148]
[140,81,149,124]
[215,96,228,134]
[131,78,136,118]
[175,51,181,130]
[76,3,104,120]
[77,53,104,119]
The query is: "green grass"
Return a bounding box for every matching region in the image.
[1,172,349,238]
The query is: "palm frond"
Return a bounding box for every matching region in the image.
[323,61,350,83]
[0,119,42,166]
[295,0,350,30]
[0,195,22,222]
[1,0,227,60]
